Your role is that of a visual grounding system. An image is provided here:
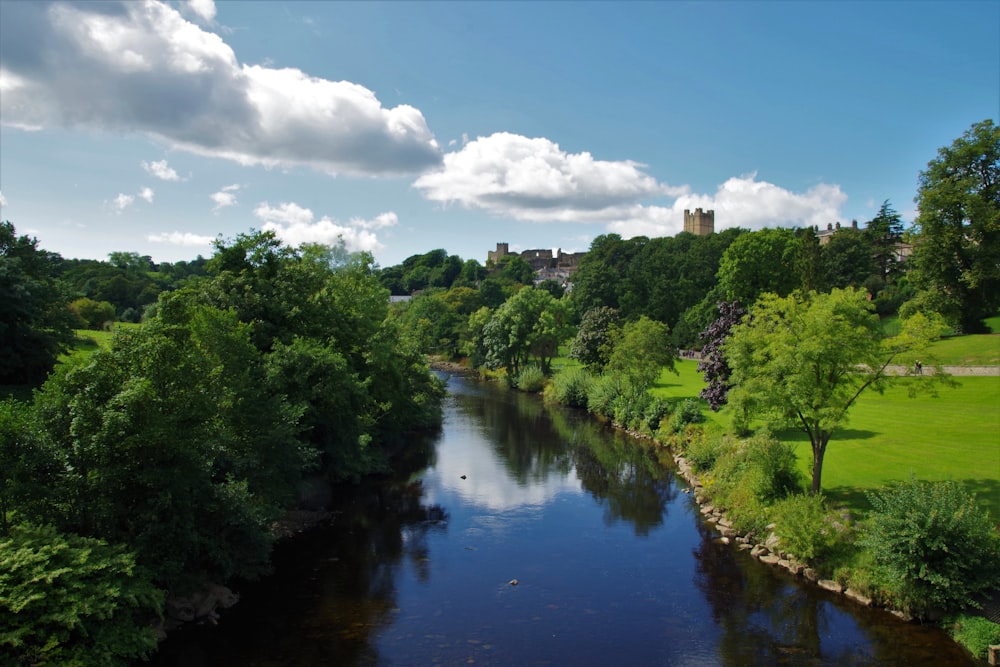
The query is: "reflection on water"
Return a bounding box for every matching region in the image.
[148,375,975,666]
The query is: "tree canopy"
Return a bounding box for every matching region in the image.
[726,288,945,494]
[907,119,1000,333]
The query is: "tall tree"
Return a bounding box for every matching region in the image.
[907,119,1000,333]
[0,221,76,385]
[865,200,904,284]
[726,288,946,494]
[697,300,747,411]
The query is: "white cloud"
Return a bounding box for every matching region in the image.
[253,201,397,253]
[110,193,135,213]
[414,132,679,222]
[147,231,215,246]
[184,0,216,23]
[0,191,7,207]
[1,1,441,176]
[138,186,154,203]
[141,159,180,181]
[416,134,846,240]
[253,201,314,226]
[210,183,240,211]
[606,174,848,239]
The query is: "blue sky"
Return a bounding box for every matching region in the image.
[1,1,997,268]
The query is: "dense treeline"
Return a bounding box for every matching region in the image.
[1,230,443,665]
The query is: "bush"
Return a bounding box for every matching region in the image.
[946,614,1000,661]
[669,399,704,433]
[514,365,546,393]
[859,478,1000,617]
[772,493,844,561]
[587,374,621,419]
[0,524,163,666]
[681,428,729,472]
[642,397,673,435]
[546,367,593,408]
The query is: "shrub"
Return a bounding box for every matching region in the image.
[587,374,621,419]
[514,365,546,393]
[772,493,844,561]
[669,399,705,433]
[547,367,593,408]
[0,524,163,666]
[682,428,729,472]
[642,397,673,435]
[859,478,1000,617]
[946,615,1000,661]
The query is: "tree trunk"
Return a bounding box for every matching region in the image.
[810,437,828,495]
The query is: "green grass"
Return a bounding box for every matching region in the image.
[650,359,727,428]
[928,333,1000,366]
[639,352,1000,520]
[779,376,1000,519]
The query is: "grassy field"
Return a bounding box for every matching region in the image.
[646,358,1000,519]
[928,333,1000,366]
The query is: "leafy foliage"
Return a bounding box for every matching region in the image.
[946,615,1000,661]
[0,221,76,385]
[727,288,945,493]
[697,300,746,411]
[717,227,801,305]
[545,367,593,409]
[908,119,1000,333]
[569,306,620,371]
[859,478,1000,617]
[0,524,162,667]
[772,493,843,561]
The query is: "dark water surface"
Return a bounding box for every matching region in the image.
[148,375,976,666]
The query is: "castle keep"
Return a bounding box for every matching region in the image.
[683,208,715,235]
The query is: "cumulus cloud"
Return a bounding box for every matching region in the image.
[110,193,135,213]
[0,191,7,208]
[414,132,679,222]
[210,183,240,211]
[416,134,846,239]
[0,1,441,176]
[184,0,216,23]
[606,174,847,238]
[147,231,215,246]
[141,159,180,181]
[138,186,154,203]
[253,201,397,253]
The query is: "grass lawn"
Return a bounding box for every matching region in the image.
[779,376,1000,518]
[927,333,1000,366]
[641,356,999,519]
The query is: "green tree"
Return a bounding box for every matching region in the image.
[482,288,572,376]
[0,524,163,667]
[68,297,117,330]
[0,221,76,386]
[606,316,677,395]
[570,306,620,371]
[865,200,904,284]
[570,234,646,314]
[726,288,946,494]
[908,119,1000,333]
[717,227,801,305]
[822,226,874,290]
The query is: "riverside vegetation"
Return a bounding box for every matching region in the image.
[2,120,997,663]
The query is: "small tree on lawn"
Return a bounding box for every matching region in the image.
[726,287,947,494]
[697,300,746,411]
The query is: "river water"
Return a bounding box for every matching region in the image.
[148,374,976,666]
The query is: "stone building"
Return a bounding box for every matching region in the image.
[683,208,715,235]
[487,243,585,283]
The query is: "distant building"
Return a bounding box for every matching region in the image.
[683,208,715,235]
[487,243,586,284]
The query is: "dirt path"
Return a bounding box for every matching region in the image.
[884,365,1000,376]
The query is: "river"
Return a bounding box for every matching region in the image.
[147,373,976,666]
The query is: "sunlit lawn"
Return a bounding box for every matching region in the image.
[927,333,1000,366]
[779,376,1000,518]
[645,357,999,518]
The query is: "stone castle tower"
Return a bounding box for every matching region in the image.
[683,208,715,236]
